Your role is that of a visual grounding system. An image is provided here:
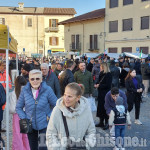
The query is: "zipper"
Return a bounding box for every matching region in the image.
[35,99,38,129]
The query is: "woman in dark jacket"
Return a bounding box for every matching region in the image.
[95,63,112,130]
[125,69,144,125]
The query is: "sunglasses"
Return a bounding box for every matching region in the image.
[30,78,41,81]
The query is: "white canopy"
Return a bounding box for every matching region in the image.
[107,53,121,59]
[52,52,67,56]
[83,53,100,58]
[124,52,148,59]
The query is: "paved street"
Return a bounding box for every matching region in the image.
[1,92,150,150]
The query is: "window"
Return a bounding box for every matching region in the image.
[142,0,150,1]
[110,0,118,8]
[108,48,118,53]
[140,47,149,54]
[123,0,133,5]
[39,40,43,49]
[122,47,132,53]
[49,19,58,27]
[39,50,43,54]
[28,18,32,27]
[49,37,59,46]
[123,18,133,31]
[71,34,80,50]
[109,21,118,32]
[89,35,98,50]
[141,16,149,30]
[0,18,5,24]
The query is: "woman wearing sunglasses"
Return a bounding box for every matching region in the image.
[16,69,57,150]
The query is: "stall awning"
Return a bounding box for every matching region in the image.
[51,48,65,52]
[0,24,17,53]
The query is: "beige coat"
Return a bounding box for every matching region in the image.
[46,96,96,150]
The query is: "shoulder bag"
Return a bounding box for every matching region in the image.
[19,99,38,134]
[61,112,87,150]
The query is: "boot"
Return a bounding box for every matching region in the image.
[103,119,109,130]
[95,118,104,127]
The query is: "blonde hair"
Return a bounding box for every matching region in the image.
[66,82,84,96]
[29,69,42,78]
[100,62,110,73]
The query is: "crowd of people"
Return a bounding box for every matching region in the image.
[0,55,150,150]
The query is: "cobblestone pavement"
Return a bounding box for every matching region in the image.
[1,91,150,150]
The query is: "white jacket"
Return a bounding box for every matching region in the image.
[46,96,96,150]
[9,90,17,114]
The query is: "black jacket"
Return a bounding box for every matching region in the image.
[109,65,120,88]
[86,62,93,72]
[141,63,150,80]
[59,69,75,95]
[125,77,144,102]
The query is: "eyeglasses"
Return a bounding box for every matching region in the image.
[30,78,41,81]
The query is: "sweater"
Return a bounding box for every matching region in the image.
[46,96,96,150]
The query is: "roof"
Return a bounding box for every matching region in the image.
[58,8,105,25]
[43,8,76,15]
[0,7,76,15]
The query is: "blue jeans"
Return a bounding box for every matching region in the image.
[115,125,125,148]
[27,128,47,150]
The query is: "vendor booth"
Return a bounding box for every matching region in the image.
[0,24,18,150]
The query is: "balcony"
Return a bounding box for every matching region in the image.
[45,27,59,32]
[70,43,81,51]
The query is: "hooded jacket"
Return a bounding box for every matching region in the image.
[46,96,96,150]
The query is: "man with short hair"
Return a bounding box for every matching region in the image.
[59,60,75,96]
[54,63,63,78]
[21,63,31,82]
[141,57,150,98]
[74,61,93,98]
[104,87,128,138]
[87,58,94,72]
[41,63,60,98]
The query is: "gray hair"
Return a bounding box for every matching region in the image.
[41,63,49,70]
[29,69,42,78]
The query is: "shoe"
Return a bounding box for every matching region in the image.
[103,124,109,130]
[113,146,119,150]
[135,119,142,125]
[95,123,104,127]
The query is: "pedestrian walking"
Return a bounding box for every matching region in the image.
[16,69,57,150]
[109,96,131,150]
[46,83,96,150]
[125,69,144,125]
[9,76,30,150]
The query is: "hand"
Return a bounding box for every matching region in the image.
[139,88,143,92]
[47,116,50,121]
[137,89,140,93]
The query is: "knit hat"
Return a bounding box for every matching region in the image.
[22,64,31,72]
[115,96,123,105]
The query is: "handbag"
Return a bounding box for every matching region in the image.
[19,98,38,134]
[61,112,86,150]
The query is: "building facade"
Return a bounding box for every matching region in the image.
[0,3,76,56]
[105,0,150,54]
[59,9,105,57]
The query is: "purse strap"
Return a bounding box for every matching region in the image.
[61,111,69,138]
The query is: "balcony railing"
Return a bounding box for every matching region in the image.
[45,27,59,32]
[70,43,81,51]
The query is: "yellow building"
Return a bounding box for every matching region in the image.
[59,9,105,57]
[105,0,150,54]
[0,3,76,56]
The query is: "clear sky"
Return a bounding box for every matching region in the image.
[0,0,105,16]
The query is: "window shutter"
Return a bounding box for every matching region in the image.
[49,37,52,45]
[90,35,93,49]
[94,35,98,49]
[56,37,59,45]
[49,19,52,27]
[56,19,58,27]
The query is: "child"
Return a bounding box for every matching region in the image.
[109,96,131,150]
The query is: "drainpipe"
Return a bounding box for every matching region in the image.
[81,22,84,55]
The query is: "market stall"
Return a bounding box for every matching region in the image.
[0,24,18,150]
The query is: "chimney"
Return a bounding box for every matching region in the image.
[18,3,24,11]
